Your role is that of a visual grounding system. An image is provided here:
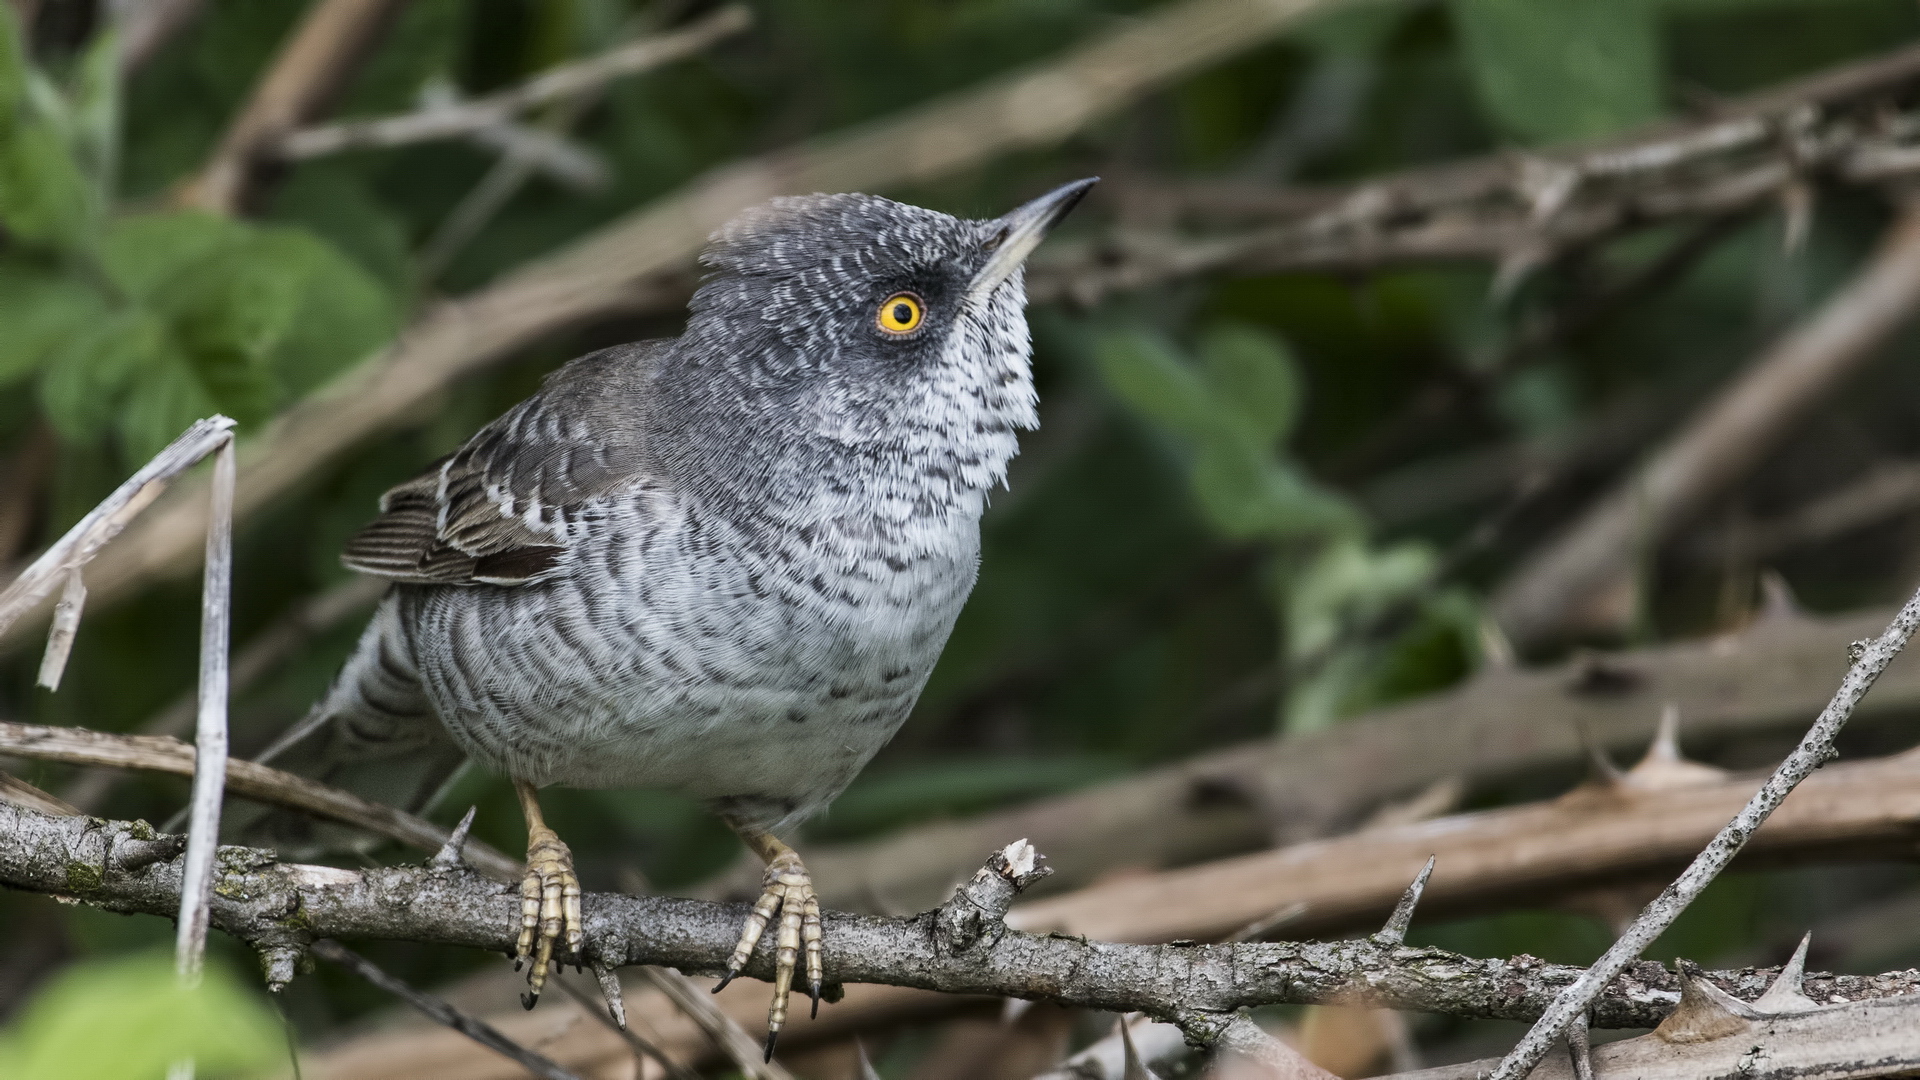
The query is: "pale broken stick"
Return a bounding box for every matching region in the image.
[0,416,234,645]
[276,6,751,160]
[1486,582,1920,1080]
[0,720,520,882]
[175,432,236,986]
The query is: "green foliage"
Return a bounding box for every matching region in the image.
[0,952,282,1080]
[1095,323,1476,731]
[1451,0,1665,142]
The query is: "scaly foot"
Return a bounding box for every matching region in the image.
[712,846,822,1060]
[515,822,582,1007]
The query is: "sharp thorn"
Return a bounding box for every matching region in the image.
[855,1039,883,1080]
[1754,932,1819,1014]
[763,1029,779,1062]
[1649,703,1682,763]
[712,970,737,994]
[430,805,479,869]
[1374,855,1436,944]
[593,963,628,1030]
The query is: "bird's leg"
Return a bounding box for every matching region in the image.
[512,779,582,1007]
[713,822,822,1061]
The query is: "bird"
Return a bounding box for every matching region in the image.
[301,177,1095,1056]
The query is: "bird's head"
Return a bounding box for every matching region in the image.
[670,180,1094,490]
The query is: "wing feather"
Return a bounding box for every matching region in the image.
[341,342,660,586]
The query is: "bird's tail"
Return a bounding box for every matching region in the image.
[233,590,468,855]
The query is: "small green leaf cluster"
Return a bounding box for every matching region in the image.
[1097,323,1476,732]
[0,8,393,462]
[0,951,281,1080]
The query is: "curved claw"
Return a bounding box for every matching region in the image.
[711,969,739,994]
[515,824,582,1006]
[722,846,823,1058]
[810,979,822,1019]
[764,1030,779,1063]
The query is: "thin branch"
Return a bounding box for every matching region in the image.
[551,973,700,1080]
[174,434,235,984]
[0,721,520,882]
[310,940,586,1080]
[114,0,205,75]
[633,966,798,1080]
[0,416,233,640]
[1035,1015,1190,1080]
[1486,581,1920,1079]
[1494,204,1920,647]
[59,574,386,813]
[0,770,78,816]
[176,0,408,213]
[1033,38,1920,304]
[55,0,1360,635]
[275,5,751,160]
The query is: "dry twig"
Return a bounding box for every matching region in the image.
[311,939,586,1080]
[275,6,750,160]
[1494,205,1920,646]
[0,721,520,882]
[173,433,235,984]
[176,0,408,213]
[1487,582,1920,1079]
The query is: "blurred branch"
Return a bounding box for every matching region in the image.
[310,940,587,1080]
[1033,38,1920,301]
[0,720,520,881]
[59,574,386,813]
[1492,203,1920,647]
[176,0,410,213]
[113,0,204,75]
[273,5,750,160]
[746,602,1920,914]
[1682,458,1920,564]
[42,0,1360,640]
[8,803,1920,1035]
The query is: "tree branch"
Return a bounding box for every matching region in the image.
[1488,581,1920,1079]
[1494,203,1920,647]
[6,802,1919,1034]
[273,6,751,161]
[175,0,409,213]
[0,720,521,882]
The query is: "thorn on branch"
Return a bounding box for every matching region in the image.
[259,944,305,994]
[1372,856,1435,945]
[1752,933,1819,1014]
[591,962,627,1029]
[1565,1011,1595,1080]
[430,805,479,870]
[935,838,1051,954]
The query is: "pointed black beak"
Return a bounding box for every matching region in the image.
[968,177,1098,301]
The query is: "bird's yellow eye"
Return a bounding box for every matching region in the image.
[876,292,924,335]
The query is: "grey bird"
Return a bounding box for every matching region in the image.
[306,177,1094,1053]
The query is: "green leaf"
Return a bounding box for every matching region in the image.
[0,951,281,1080]
[117,348,223,462]
[98,211,247,300]
[255,225,397,394]
[0,265,107,384]
[0,123,94,253]
[1191,442,1357,540]
[1451,0,1665,143]
[38,310,166,442]
[68,25,121,197]
[1199,324,1301,446]
[1094,329,1216,439]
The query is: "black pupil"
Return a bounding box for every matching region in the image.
[891,302,912,325]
